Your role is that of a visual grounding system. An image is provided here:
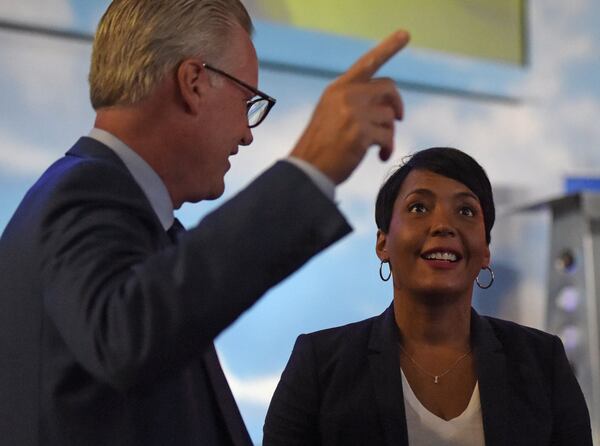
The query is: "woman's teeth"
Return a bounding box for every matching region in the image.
[424,252,457,262]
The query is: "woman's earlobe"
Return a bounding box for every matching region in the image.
[375,229,389,261]
[483,246,491,266]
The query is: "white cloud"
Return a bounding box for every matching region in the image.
[0,0,75,28]
[0,132,56,176]
[226,104,310,191]
[521,0,595,100]
[220,356,280,406]
[0,30,90,112]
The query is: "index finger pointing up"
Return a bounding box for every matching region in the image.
[340,30,410,83]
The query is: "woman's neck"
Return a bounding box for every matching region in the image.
[393,291,472,349]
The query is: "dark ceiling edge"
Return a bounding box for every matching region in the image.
[0,18,520,105]
[260,60,520,105]
[0,18,93,42]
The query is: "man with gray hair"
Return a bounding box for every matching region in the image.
[0,0,409,444]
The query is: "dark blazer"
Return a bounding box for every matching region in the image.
[264,304,592,445]
[0,137,351,445]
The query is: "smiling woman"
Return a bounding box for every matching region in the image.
[263,147,592,446]
[376,167,491,308]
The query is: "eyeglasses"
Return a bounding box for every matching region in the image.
[203,63,276,128]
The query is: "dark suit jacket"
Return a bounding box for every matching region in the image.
[0,137,351,445]
[264,304,592,445]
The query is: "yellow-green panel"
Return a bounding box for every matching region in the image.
[247,0,525,65]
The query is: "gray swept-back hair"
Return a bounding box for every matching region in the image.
[89,0,253,109]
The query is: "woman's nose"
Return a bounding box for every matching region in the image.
[431,224,456,237]
[429,206,456,237]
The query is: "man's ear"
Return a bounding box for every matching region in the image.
[176,58,207,115]
[375,229,389,262]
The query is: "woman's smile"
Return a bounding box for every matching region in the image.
[420,247,462,269]
[377,168,490,298]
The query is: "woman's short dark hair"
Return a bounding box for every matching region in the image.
[375,147,495,244]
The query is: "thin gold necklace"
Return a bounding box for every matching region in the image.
[398,343,472,384]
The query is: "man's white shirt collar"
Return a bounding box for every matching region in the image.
[88,128,174,230]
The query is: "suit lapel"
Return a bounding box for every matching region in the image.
[472,310,509,446]
[67,137,170,246]
[203,345,253,446]
[163,215,251,445]
[368,304,409,446]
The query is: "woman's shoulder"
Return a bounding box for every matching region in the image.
[481,315,557,340]
[302,313,381,343]
[294,309,389,361]
[284,312,388,387]
[478,314,562,357]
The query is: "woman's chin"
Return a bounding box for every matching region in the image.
[402,283,473,305]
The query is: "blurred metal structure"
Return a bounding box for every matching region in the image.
[524,193,600,443]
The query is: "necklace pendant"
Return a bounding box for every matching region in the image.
[434,376,439,384]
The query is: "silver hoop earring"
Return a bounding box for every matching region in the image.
[379,260,391,282]
[476,266,494,289]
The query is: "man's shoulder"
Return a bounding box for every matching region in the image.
[25,138,140,206]
[2,138,151,240]
[38,137,128,186]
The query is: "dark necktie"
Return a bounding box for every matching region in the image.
[166,218,185,243]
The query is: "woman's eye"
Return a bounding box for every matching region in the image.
[459,206,474,217]
[409,203,427,213]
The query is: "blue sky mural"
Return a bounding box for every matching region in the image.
[1,0,600,443]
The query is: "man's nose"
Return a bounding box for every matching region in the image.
[240,127,253,146]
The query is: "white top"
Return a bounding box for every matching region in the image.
[401,370,486,446]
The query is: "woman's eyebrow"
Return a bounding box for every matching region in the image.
[455,191,480,201]
[403,189,480,203]
[403,188,434,199]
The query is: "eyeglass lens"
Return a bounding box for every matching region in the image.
[248,99,268,127]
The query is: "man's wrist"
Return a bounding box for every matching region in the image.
[284,157,336,201]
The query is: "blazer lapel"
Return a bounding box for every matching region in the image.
[67,137,170,246]
[368,304,409,446]
[472,310,509,446]
[203,345,253,446]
